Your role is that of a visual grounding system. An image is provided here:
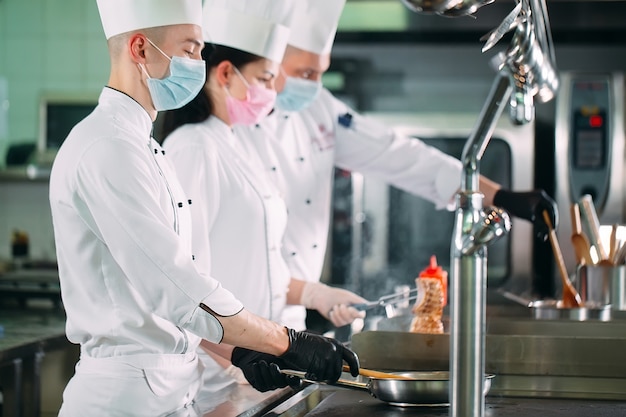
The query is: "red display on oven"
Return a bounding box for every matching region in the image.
[589,114,603,128]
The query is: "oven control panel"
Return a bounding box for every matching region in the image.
[555,72,625,272]
[568,75,613,205]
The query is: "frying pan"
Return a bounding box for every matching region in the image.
[529,299,611,321]
[499,290,612,321]
[281,369,494,407]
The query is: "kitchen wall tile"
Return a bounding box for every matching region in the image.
[0,34,5,73]
[4,0,44,37]
[84,0,105,38]
[43,77,85,93]
[43,38,84,87]
[0,78,8,166]
[6,81,40,142]
[4,37,45,80]
[5,115,38,146]
[85,38,110,90]
[44,0,84,37]
[0,1,5,42]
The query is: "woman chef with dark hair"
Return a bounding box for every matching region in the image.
[49,1,359,415]
[159,0,368,404]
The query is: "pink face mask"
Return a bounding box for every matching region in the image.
[225,67,277,126]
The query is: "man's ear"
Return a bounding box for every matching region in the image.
[129,34,149,64]
[214,60,234,88]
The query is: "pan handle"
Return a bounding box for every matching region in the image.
[279,369,370,391]
[497,288,532,307]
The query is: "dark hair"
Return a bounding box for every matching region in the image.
[156,44,264,143]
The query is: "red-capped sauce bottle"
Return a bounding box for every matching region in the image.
[418,255,448,307]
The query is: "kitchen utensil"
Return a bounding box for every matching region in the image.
[543,210,583,308]
[615,241,626,265]
[481,1,524,52]
[579,194,608,262]
[609,224,619,264]
[571,234,594,266]
[570,203,594,265]
[498,289,533,307]
[341,365,411,380]
[529,299,611,321]
[352,289,418,312]
[611,267,626,311]
[498,289,611,321]
[281,369,494,407]
[575,264,626,307]
[400,0,493,16]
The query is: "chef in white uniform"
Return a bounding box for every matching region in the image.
[160,0,366,403]
[50,1,359,415]
[235,0,559,332]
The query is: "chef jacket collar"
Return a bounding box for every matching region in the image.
[201,114,236,136]
[100,87,154,143]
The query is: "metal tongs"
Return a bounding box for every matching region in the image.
[351,288,418,312]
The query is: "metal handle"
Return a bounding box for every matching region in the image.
[279,369,370,391]
[497,289,533,307]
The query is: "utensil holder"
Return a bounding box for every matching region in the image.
[575,265,626,310]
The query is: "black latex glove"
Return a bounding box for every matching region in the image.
[280,328,360,382]
[231,348,302,393]
[493,189,558,241]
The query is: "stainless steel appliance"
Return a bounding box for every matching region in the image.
[324,3,626,416]
[554,72,626,272]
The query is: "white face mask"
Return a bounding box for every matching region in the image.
[275,75,322,112]
[139,38,206,111]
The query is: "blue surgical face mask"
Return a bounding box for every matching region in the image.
[140,38,206,111]
[275,75,322,112]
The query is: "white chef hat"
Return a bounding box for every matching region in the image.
[202,0,296,63]
[96,0,203,40]
[288,0,347,55]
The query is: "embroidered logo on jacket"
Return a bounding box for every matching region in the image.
[311,124,335,151]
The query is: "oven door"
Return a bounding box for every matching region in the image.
[327,113,535,301]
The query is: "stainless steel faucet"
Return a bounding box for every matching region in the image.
[399,1,559,416]
[450,68,513,417]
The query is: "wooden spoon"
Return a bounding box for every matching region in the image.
[571,234,594,266]
[570,203,594,265]
[579,195,608,262]
[543,210,582,308]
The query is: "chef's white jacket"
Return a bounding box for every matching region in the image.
[235,87,463,330]
[164,116,291,396]
[49,88,243,415]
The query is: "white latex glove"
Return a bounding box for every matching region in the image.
[300,282,367,327]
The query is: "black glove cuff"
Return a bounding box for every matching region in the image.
[279,328,297,360]
[231,346,249,367]
[493,189,532,221]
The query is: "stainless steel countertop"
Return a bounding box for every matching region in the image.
[258,384,626,417]
[0,305,68,363]
[200,384,294,417]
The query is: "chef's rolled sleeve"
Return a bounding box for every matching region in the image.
[327,90,463,210]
